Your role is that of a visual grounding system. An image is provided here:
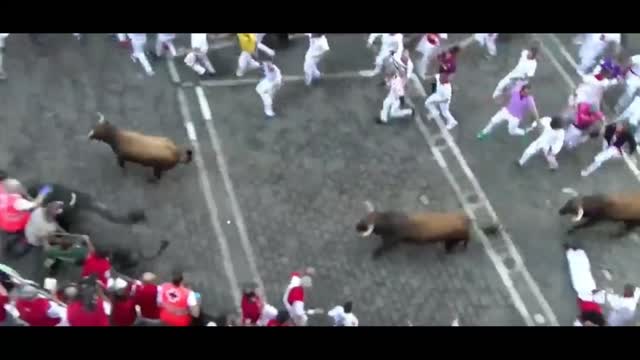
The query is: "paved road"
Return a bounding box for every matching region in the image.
[2,33,639,326]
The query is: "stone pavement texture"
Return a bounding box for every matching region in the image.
[2,33,640,325]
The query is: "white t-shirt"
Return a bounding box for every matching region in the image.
[510,50,537,79]
[306,35,330,61]
[536,117,565,156]
[24,207,58,246]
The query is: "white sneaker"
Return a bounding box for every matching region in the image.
[446,121,458,130]
[265,109,275,117]
[580,169,589,177]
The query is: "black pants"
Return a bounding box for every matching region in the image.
[3,232,33,259]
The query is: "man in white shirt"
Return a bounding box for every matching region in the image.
[517,116,565,170]
[327,301,358,326]
[367,33,403,77]
[126,34,154,76]
[569,70,619,111]
[256,60,282,118]
[602,284,640,326]
[492,43,538,100]
[379,73,414,124]
[0,33,8,80]
[425,73,457,129]
[578,33,621,76]
[184,33,216,78]
[303,34,330,86]
[617,95,640,142]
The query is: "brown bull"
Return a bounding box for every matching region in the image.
[88,113,192,182]
[559,191,640,236]
[355,201,498,259]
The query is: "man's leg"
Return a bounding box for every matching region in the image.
[518,141,540,166]
[581,146,621,177]
[486,34,497,56]
[389,98,412,119]
[492,75,512,99]
[478,108,508,139]
[154,38,164,58]
[379,95,393,123]
[184,52,206,75]
[439,102,458,129]
[197,52,216,74]
[303,56,315,86]
[256,80,275,117]
[506,115,525,136]
[132,43,154,76]
[566,247,598,300]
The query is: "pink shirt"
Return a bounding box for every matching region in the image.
[506,83,535,120]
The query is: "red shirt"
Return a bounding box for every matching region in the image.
[15,298,61,327]
[575,103,604,130]
[67,298,110,327]
[438,51,457,75]
[266,319,289,327]
[111,297,137,326]
[0,294,8,322]
[241,294,263,325]
[81,252,111,286]
[577,298,603,314]
[133,283,160,319]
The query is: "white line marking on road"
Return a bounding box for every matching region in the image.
[176,85,241,307]
[546,34,579,70]
[166,58,180,84]
[409,77,559,326]
[194,85,267,301]
[536,33,640,184]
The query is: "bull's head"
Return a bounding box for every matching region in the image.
[88,112,115,142]
[558,197,584,223]
[355,201,377,237]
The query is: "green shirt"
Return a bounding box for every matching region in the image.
[45,244,88,264]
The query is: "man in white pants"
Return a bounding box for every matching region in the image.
[256,60,282,118]
[303,33,330,86]
[0,33,8,80]
[564,244,607,326]
[415,33,447,80]
[577,33,621,76]
[236,34,261,77]
[615,54,640,113]
[154,34,176,59]
[425,73,457,129]
[184,33,216,78]
[367,33,403,77]
[517,116,565,170]
[581,122,637,177]
[478,82,540,139]
[379,72,414,125]
[127,34,154,76]
[474,33,498,57]
[492,43,538,100]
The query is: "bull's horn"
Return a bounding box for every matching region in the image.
[87,130,94,139]
[363,201,375,213]
[572,206,584,222]
[97,112,105,124]
[358,224,375,237]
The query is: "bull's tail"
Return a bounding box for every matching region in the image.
[137,240,170,261]
[85,200,147,225]
[180,149,193,164]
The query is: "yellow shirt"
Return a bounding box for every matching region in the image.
[237,33,257,53]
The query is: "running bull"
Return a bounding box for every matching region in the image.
[559,190,640,237]
[355,201,499,259]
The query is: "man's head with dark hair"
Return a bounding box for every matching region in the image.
[275,309,290,324]
[519,83,531,97]
[550,116,564,130]
[528,41,540,59]
[171,269,184,286]
[581,311,606,326]
[624,284,636,298]
[94,246,111,260]
[343,301,353,314]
